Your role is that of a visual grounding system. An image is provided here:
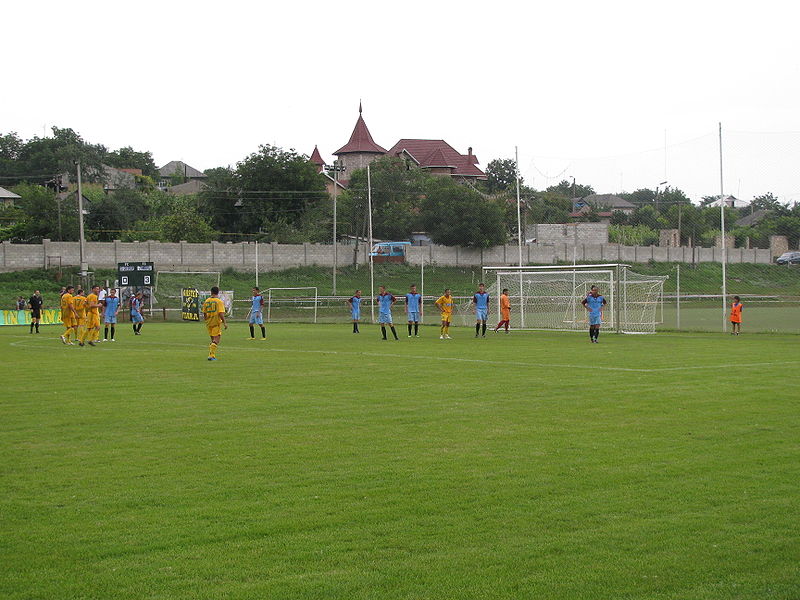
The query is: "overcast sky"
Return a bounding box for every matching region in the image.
[4,0,800,203]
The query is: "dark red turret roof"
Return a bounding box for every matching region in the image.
[386,139,486,179]
[309,145,325,166]
[334,106,387,155]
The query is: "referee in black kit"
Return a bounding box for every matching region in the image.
[29,290,43,334]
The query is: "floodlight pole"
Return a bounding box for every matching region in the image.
[367,164,375,323]
[719,122,727,333]
[255,240,259,289]
[76,161,87,276]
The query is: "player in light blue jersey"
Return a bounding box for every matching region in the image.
[405,284,422,338]
[472,282,490,337]
[377,285,398,340]
[130,292,144,335]
[248,287,266,340]
[102,288,120,342]
[347,290,362,333]
[581,285,607,343]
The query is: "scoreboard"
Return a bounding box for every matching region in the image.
[117,262,155,287]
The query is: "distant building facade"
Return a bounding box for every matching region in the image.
[312,104,486,187]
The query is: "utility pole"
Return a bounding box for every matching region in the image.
[328,161,346,296]
[76,161,87,276]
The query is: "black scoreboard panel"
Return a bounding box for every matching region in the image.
[117,262,155,287]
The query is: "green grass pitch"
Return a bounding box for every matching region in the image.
[1,322,798,599]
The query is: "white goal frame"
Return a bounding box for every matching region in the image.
[483,264,667,334]
[266,287,319,323]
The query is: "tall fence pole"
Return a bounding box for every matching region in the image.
[515,146,525,328]
[676,263,681,330]
[719,122,727,333]
[367,164,375,324]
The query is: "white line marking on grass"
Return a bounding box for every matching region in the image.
[5,335,796,374]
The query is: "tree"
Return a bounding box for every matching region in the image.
[10,183,78,242]
[124,197,218,243]
[482,158,520,194]
[546,179,595,199]
[15,127,107,184]
[750,192,783,213]
[85,189,150,241]
[609,224,658,246]
[105,146,158,177]
[198,167,240,234]
[339,156,430,241]
[235,144,327,233]
[628,205,667,230]
[526,191,572,224]
[610,210,628,225]
[420,178,506,248]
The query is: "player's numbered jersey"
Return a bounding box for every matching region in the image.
[202,297,226,327]
[251,295,263,313]
[350,296,362,311]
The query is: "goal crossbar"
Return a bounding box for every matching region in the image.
[266,287,319,323]
[483,264,666,334]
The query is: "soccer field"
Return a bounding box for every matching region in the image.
[2,323,798,599]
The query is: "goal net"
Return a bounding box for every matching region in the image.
[266,287,319,323]
[483,265,667,334]
[155,271,221,305]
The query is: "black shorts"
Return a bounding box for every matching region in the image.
[31,310,41,319]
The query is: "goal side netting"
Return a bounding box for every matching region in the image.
[266,287,319,323]
[483,265,667,334]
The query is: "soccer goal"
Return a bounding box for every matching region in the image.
[155,271,221,302]
[483,264,667,334]
[266,287,319,323]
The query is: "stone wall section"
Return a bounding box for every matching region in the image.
[0,239,775,272]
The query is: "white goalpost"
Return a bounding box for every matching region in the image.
[482,264,667,334]
[266,287,319,323]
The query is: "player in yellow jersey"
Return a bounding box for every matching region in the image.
[202,286,228,361]
[60,285,78,345]
[71,289,87,346]
[434,288,454,339]
[80,285,102,346]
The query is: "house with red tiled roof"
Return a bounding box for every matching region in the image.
[385,139,486,182]
[313,104,486,188]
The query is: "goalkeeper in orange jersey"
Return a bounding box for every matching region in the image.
[435,288,454,339]
[494,288,511,333]
[730,295,743,335]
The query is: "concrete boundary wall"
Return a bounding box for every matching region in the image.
[0,240,774,272]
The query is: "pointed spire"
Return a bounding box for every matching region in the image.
[333,105,387,155]
[309,145,325,167]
